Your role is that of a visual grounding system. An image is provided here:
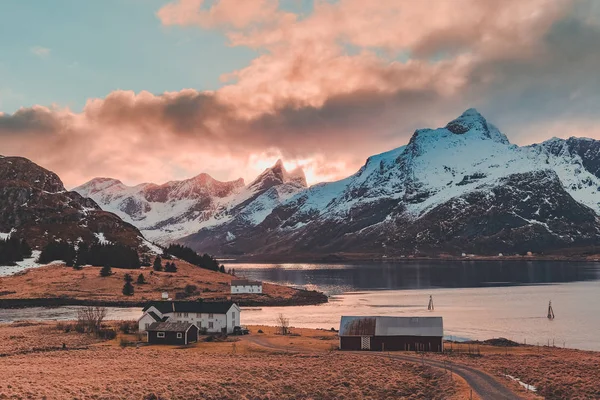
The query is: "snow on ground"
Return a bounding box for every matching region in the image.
[505,375,537,392]
[140,237,164,255]
[94,232,111,245]
[0,228,15,240]
[0,251,42,277]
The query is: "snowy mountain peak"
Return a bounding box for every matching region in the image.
[249,160,307,191]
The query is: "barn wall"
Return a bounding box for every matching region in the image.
[371,336,443,352]
[148,331,187,345]
[187,326,198,343]
[340,336,443,352]
[340,336,362,350]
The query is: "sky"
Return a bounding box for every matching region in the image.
[1,0,600,188]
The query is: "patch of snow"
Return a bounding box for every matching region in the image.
[94,232,111,245]
[225,232,236,242]
[0,228,16,240]
[505,375,537,392]
[140,237,164,255]
[0,251,43,276]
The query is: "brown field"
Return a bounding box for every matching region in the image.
[0,259,326,307]
[428,342,600,399]
[0,322,459,400]
[1,322,597,399]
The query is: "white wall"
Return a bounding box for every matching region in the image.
[231,284,262,294]
[138,306,165,332]
[164,304,241,334]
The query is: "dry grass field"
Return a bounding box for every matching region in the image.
[0,259,325,306]
[0,322,458,400]
[427,342,600,399]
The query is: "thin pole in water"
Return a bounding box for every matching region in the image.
[547,300,555,319]
[428,295,434,311]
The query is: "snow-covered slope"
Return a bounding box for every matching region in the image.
[75,160,307,243]
[179,109,600,257]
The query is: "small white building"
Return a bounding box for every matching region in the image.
[138,301,240,334]
[231,279,263,294]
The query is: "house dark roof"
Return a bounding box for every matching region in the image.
[148,311,168,322]
[231,279,262,286]
[147,321,196,332]
[143,301,236,315]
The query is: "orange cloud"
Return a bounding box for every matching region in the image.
[2,0,600,190]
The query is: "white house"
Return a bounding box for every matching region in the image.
[138,301,241,334]
[231,279,263,294]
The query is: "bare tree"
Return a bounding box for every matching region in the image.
[276,313,290,335]
[77,306,107,333]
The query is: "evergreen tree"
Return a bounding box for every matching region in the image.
[137,273,146,284]
[219,265,225,273]
[19,239,32,258]
[122,281,134,296]
[153,256,163,271]
[99,265,112,277]
[124,273,133,283]
[165,262,177,272]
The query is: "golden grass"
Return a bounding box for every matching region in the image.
[427,343,600,399]
[0,322,457,400]
[0,259,303,305]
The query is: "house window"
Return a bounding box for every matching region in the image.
[196,313,201,318]
[209,313,214,319]
[177,333,183,339]
[176,312,182,317]
[183,313,188,318]
[232,312,235,320]
[145,323,150,330]
[208,322,214,329]
[157,332,165,338]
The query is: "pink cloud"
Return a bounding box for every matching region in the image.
[2,0,599,190]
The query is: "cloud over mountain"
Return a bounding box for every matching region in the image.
[1,0,600,188]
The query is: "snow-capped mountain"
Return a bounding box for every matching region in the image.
[178,109,600,257]
[0,156,147,251]
[75,160,307,243]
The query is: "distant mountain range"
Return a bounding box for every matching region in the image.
[0,156,151,253]
[54,109,600,258]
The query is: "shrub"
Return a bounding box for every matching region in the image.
[137,273,146,284]
[118,320,138,334]
[164,262,177,272]
[99,265,112,277]
[184,284,197,294]
[119,337,130,348]
[257,329,264,334]
[97,328,117,340]
[174,292,188,300]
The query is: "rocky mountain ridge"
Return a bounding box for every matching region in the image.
[75,109,600,257]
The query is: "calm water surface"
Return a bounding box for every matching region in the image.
[1,261,599,350]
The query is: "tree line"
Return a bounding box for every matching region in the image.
[0,237,32,265]
[38,241,141,269]
[165,244,224,272]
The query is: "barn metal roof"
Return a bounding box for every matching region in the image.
[339,316,443,337]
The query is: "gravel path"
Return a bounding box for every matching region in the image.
[373,353,523,400]
[243,335,523,400]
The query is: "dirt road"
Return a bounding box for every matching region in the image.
[243,335,524,400]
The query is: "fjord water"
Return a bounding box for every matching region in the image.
[1,261,599,350]
[233,261,600,351]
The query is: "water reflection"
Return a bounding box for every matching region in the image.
[231,261,600,295]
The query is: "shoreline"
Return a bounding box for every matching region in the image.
[222,254,600,263]
[0,290,328,310]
